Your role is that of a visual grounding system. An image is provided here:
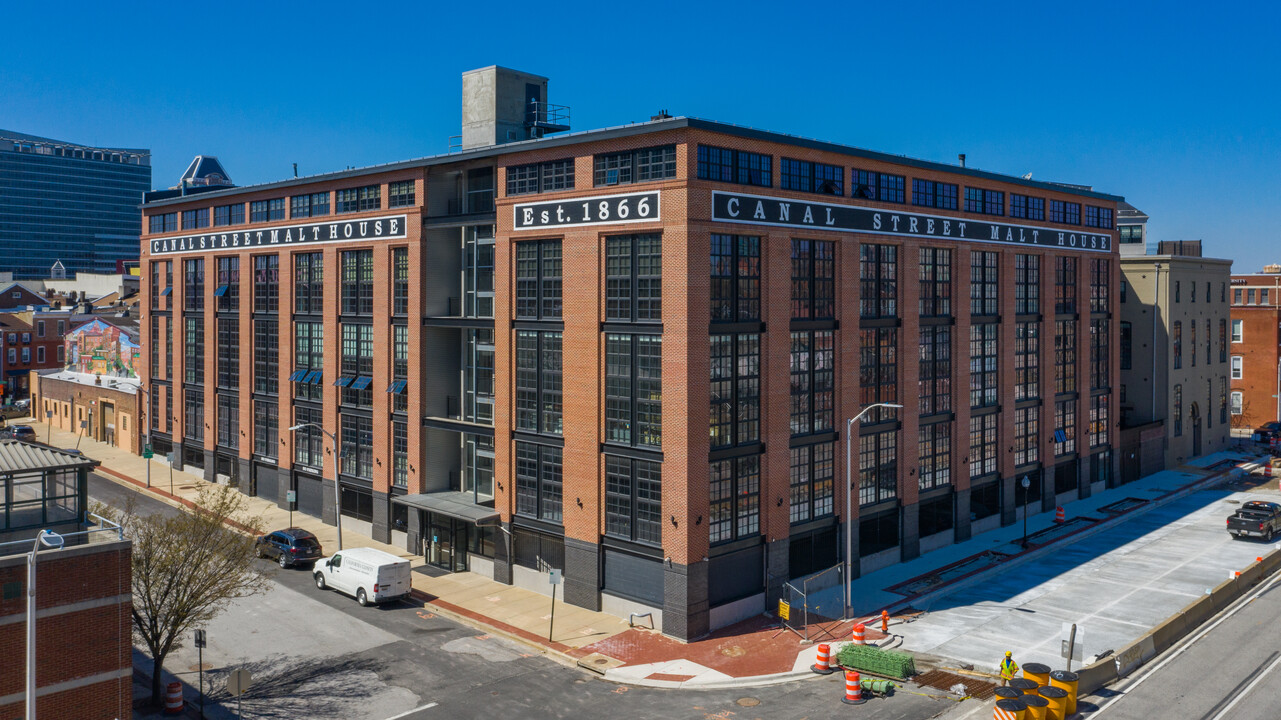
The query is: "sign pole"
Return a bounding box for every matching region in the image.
[549,582,556,642]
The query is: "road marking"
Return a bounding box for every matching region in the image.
[383,702,438,720]
[1205,652,1281,720]
[1092,569,1281,717]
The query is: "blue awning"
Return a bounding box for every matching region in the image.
[160,287,172,296]
[305,370,323,384]
[350,376,372,391]
[213,285,229,297]
[288,370,307,382]
[333,376,353,388]
[386,380,407,394]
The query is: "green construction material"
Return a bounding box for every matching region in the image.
[861,678,896,695]
[836,643,917,680]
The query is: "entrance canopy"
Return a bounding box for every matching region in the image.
[393,491,499,526]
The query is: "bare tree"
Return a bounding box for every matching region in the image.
[1231,399,1254,430]
[112,484,266,706]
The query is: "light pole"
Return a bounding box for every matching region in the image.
[288,422,341,549]
[26,529,64,720]
[1020,475,1031,549]
[139,385,151,488]
[843,402,903,620]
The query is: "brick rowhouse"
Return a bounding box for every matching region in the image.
[138,67,1121,640]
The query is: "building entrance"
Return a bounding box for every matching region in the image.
[427,513,468,572]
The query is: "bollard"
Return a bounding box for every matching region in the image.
[881,609,890,633]
[1021,694,1049,720]
[842,670,866,705]
[993,698,1027,720]
[163,681,184,715]
[1054,506,1065,523]
[1049,670,1079,716]
[1038,685,1068,720]
[811,643,834,674]
[852,623,866,645]
[1022,662,1051,688]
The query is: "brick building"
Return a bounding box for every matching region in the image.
[139,67,1121,639]
[1227,267,1281,429]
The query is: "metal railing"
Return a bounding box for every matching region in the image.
[0,513,123,557]
[776,563,844,642]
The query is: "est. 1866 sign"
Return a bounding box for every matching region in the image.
[513,190,660,231]
[148,214,409,255]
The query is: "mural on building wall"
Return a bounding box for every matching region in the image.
[65,319,140,378]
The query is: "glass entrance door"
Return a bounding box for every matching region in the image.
[426,515,470,572]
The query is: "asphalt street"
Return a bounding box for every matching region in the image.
[88,473,955,720]
[1086,564,1281,720]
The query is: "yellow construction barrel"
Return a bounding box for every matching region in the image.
[1022,662,1051,688]
[994,698,1027,719]
[1021,694,1049,720]
[1010,678,1038,694]
[995,686,1023,699]
[1038,685,1068,720]
[1049,670,1079,715]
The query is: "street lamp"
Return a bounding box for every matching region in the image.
[843,402,903,620]
[138,385,152,488]
[288,423,342,549]
[1020,475,1031,549]
[26,529,64,720]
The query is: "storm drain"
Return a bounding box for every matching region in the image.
[1098,497,1148,515]
[914,669,996,701]
[888,551,1009,597]
[1024,517,1095,546]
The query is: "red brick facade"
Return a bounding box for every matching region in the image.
[1228,273,1281,428]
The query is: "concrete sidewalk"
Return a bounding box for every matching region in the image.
[49,417,1271,692]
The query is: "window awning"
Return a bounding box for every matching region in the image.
[288,369,307,382]
[392,491,499,525]
[160,287,172,296]
[213,285,229,297]
[304,370,323,384]
[333,376,353,388]
[350,376,372,391]
[387,380,407,394]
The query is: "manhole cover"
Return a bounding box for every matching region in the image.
[594,658,609,665]
[736,697,760,707]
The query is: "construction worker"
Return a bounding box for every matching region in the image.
[999,651,1019,686]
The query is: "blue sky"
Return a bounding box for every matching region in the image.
[3,0,1277,271]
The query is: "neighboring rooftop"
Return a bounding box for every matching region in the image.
[175,155,234,189]
[0,128,150,165]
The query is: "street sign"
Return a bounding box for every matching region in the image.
[549,569,562,585]
[167,452,177,464]
[778,599,790,620]
[226,668,252,697]
[194,629,206,648]
[286,490,297,503]
[143,444,153,459]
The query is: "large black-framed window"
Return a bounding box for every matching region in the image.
[789,443,834,524]
[1010,194,1045,221]
[970,250,998,316]
[336,184,380,213]
[860,243,897,319]
[918,247,952,318]
[791,239,835,320]
[709,455,760,544]
[515,442,563,523]
[182,208,209,230]
[254,400,277,459]
[604,333,662,449]
[1015,254,1039,315]
[1049,199,1066,224]
[605,456,662,545]
[1055,320,1077,394]
[780,158,844,195]
[184,388,204,442]
[293,322,323,402]
[214,203,244,226]
[515,330,562,436]
[853,169,905,203]
[1015,406,1038,466]
[965,188,1004,215]
[1085,206,1113,229]
[919,325,952,416]
[294,252,323,315]
[184,317,204,385]
[340,250,374,315]
[290,192,329,218]
[710,333,760,448]
[1091,319,1110,390]
[293,405,324,468]
[388,180,415,208]
[595,145,677,186]
[1089,395,1109,448]
[919,421,951,490]
[790,331,834,436]
[1015,321,1040,401]
[606,234,662,322]
[392,247,410,316]
[1055,256,1077,315]
[215,256,239,312]
[912,179,959,210]
[1120,321,1132,370]
[339,323,374,407]
[696,145,772,187]
[515,240,563,320]
[392,419,408,489]
[1054,400,1077,455]
[507,159,575,196]
[969,323,998,408]
[340,413,373,480]
[184,258,204,311]
[216,318,239,390]
[859,509,900,557]
[1089,258,1110,313]
[253,254,279,313]
[860,328,898,424]
[859,430,897,506]
[710,234,761,322]
[254,319,278,395]
[392,324,409,413]
[969,412,997,478]
[216,394,238,450]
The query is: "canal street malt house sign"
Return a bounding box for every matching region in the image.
[711,191,1113,252]
[148,214,409,255]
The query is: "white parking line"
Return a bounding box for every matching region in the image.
[384,702,438,720]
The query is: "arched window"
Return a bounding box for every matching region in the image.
[1173,385,1183,437]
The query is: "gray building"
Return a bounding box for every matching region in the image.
[0,130,151,279]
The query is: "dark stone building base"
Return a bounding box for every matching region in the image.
[563,537,600,611]
[663,560,709,641]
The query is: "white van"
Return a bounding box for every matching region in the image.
[313,547,412,606]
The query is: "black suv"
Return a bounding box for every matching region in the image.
[255,529,323,568]
[0,425,36,442]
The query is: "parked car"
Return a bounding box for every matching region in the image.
[1252,422,1281,443]
[0,425,37,442]
[313,546,411,606]
[255,528,324,568]
[1227,500,1281,540]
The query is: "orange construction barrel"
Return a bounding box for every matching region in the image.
[1021,694,1049,720]
[1022,662,1051,688]
[1038,685,1068,720]
[1049,670,1079,716]
[995,686,1023,699]
[993,698,1027,720]
[163,681,183,715]
[1010,678,1038,694]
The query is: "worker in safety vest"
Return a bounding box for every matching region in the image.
[999,651,1019,686]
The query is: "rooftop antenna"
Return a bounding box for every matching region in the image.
[958,154,966,168]
[293,163,298,178]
